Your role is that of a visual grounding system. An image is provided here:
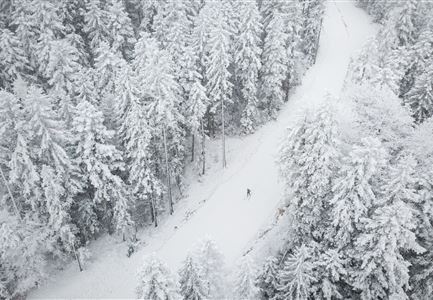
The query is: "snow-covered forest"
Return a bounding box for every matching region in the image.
[0,0,432,299]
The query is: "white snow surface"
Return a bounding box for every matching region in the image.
[30,1,376,298]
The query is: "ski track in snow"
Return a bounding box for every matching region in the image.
[30,1,377,298]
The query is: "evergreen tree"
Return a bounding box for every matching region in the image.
[299,0,325,65]
[203,1,233,167]
[136,254,180,300]
[405,63,433,123]
[120,67,162,227]
[179,252,207,300]
[314,248,347,300]
[153,0,191,88]
[276,244,317,300]
[260,11,288,119]
[106,0,136,59]
[143,47,185,215]
[395,0,418,47]
[187,76,209,175]
[352,200,423,299]
[84,0,109,57]
[0,212,48,299]
[0,29,28,89]
[279,105,340,243]
[233,1,262,134]
[72,100,133,237]
[233,256,259,299]
[329,137,387,249]
[256,256,280,299]
[196,237,225,298]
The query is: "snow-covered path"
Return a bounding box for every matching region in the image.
[31,1,376,298]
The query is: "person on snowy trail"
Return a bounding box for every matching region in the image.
[247,188,251,200]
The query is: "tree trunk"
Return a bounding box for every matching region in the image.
[0,166,21,220]
[200,120,206,175]
[72,243,83,272]
[151,196,158,227]
[191,133,195,162]
[162,127,174,214]
[221,99,227,168]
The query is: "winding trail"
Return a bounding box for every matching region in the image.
[31,1,376,298]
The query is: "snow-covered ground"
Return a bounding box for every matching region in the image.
[30,1,376,298]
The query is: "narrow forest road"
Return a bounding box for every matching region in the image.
[31,1,376,298]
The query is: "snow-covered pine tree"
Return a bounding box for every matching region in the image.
[46,38,83,124]
[299,0,325,65]
[260,10,288,119]
[329,137,387,249]
[314,248,347,300]
[153,0,191,89]
[136,254,180,300]
[256,256,280,299]
[187,74,209,175]
[179,252,207,300]
[395,0,418,47]
[119,62,162,227]
[346,84,414,153]
[279,105,340,243]
[84,0,109,59]
[352,198,424,298]
[0,211,49,299]
[203,1,233,168]
[275,244,317,300]
[31,0,66,78]
[233,0,262,134]
[410,163,433,299]
[405,63,433,123]
[72,100,133,238]
[142,47,185,215]
[196,237,225,298]
[106,0,136,59]
[233,256,259,299]
[0,29,29,89]
[94,41,126,119]
[75,68,100,107]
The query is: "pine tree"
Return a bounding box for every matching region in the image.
[395,0,418,47]
[84,0,109,57]
[187,76,209,175]
[179,252,207,300]
[256,256,280,299]
[346,84,414,152]
[299,0,325,65]
[203,1,233,168]
[314,248,347,300]
[279,105,340,243]
[106,0,136,59]
[260,11,288,118]
[0,211,48,299]
[234,256,259,299]
[329,137,387,249]
[352,202,424,299]
[46,39,83,123]
[142,47,185,215]
[120,69,162,227]
[136,254,180,300]
[405,63,433,123]
[72,100,133,237]
[233,0,262,134]
[153,0,191,89]
[276,244,317,300]
[196,237,225,298]
[0,29,28,89]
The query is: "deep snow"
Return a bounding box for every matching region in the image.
[30,1,376,298]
